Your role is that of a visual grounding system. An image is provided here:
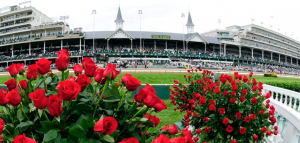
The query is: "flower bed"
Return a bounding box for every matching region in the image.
[170,69,278,142]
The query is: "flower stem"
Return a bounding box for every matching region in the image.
[116,106,146,140]
[5,107,14,123]
[61,70,65,81]
[114,90,129,117]
[21,104,30,121]
[93,80,109,117]
[43,110,50,121]
[43,78,47,93]
[5,128,12,135]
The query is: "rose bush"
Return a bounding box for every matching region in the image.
[0,49,172,143]
[170,69,277,142]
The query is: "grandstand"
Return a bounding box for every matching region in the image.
[0,3,299,75]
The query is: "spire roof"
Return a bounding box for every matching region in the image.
[115,6,124,22]
[186,12,194,26]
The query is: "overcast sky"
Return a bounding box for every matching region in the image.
[2,0,300,41]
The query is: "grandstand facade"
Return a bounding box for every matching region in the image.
[0,3,299,74]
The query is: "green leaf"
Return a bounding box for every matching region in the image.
[17,109,24,122]
[44,129,58,142]
[102,96,120,103]
[110,83,121,98]
[14,129,19,137]
[76,115,89,132]
[69,123,86,138]
[103,134,115,143]
[35,78,44,89]
[29,103,36,113]
[38,109,43,118]
[64,70,69,79]
[45,77,52,84]
[60,138,68,143]
[75,103,93,113]
[208,114,216,118]
[140,118,148,122]
[53,133,61,143]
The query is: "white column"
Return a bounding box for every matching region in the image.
[11,45,13,57]
[239,46,241,58]
[251,48,254,59]
[262,50,264,60]
[271,52,273,60]
[45,30,46,37]
[107,39,109,50]
[279,54,280,63]
[79,38,81,53]
[154,41,157,50]
[224,44,226,56]
[61,39,63,50]
[29,43,31,55]
[186,42,188,51]
[204,43,207,53]
[220,44,222,55]
[44,41,45,54]
[165,41,167,49]
[285,56,287,63]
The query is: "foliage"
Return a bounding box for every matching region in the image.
[264,73,277,77]
[170,69,278,142]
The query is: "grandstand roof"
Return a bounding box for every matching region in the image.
[84,31,221,44]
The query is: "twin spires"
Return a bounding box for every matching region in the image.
[186,11,194,34]
[115,6,124,30]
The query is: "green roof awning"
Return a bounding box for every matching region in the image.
[217,37,234,40]
[217,32,230,34]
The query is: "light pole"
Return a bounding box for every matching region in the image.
[181,13,185,52]
[92,10,96,53]
[138,10,142,53]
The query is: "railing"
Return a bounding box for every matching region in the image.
[262,84,300,143]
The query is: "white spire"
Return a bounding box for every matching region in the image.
[115,6,124,30]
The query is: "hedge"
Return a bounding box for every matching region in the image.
[264,81,300,92]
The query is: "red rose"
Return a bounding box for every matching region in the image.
[240,96,245,102]
[144,83,156,94]
[76,74,92,91]
[0,88,7,105]
[13,133,37,143]
[266,92,271,98]
[174,79,179,84]
[4,78,17,90]
[231,91,236,97]
[230,98,236,104]
[47,95,62,117]
[199,96,206,105]
[261,127,267,133]
[213,86,220,94]
[126,76,141,91]
[153,100,167,112]
[244,116,250,123]
[94,68,106,85]
[266,103,270,108]
[250,114,256,120]
[241,89,247,95]
[36,58,52,74]
[26,64,38,80]
[55,57,69,71]
[111,69,120,80]
[223,118,229,125]
[119,137,139,143]
[239,127,246,134]
[0,119,4,134]
[249,71,253,77]
[69,76,76,81]
[209,104,216,111]
[219,108,225,115]
[274,126,278,130]
[5,88,21,106]
[57,49,69,59]
[253,134,258,141]
[196,129,202,134]
[17,63,25,75]
[231,139,237,143]
[209,99,215,105]
[7,63,19,77]
[19,80,27,90]
[84,63,97,77]
[226,125,233,133]
[170,136,193,143]
[103,63,116,78]
[203,117,209,122]
[267,131,272,136]
[231,85,238,91]
[274,130,278,135]
[58,80,81,101]
[161,124,178,135]
[242,75,248,82]
[153,134,171,143]
[143,93,161,108]
[252,85,258,91]
[181,128,192,137]
[193,112,198,118]
[193,137,199,142]
[236,112,241,119]
[82,57,95,69]
[144,113,161,127]
[223,90,229,97]
[28,88,47,109]
[121,73,132,84]
[259,110,264,115]
[94,116,118,134]
[204,127,211,133]
[251,97,257,104]
[252,78,257,85]
[134,88,147,102]
[73,64,83,75]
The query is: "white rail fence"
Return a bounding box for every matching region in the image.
[263,84,300,143]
